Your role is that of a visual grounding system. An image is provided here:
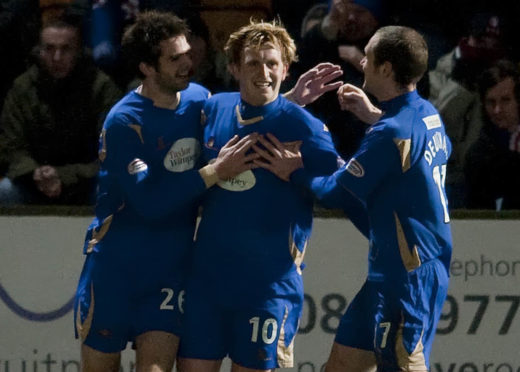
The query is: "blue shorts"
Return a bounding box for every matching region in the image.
[335,259,449,370]
[74,249,186,353]
[178,274,304,369]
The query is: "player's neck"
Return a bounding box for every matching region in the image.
[137,83,180,110]
[377,82,415,102]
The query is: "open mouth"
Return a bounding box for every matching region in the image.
[254,81,272,88]
[177,71,191,79]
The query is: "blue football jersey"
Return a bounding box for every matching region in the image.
[193,93,340,286]
[83,83,210,268]
[298,90,453,281]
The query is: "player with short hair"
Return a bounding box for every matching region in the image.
[74,11,259,371]
[177,20,341,372]
[256,25,453,372]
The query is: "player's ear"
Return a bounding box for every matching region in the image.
[380,61,393,78]
[281,63,289,81]
[139,62,156,78]
[228,64,240,81]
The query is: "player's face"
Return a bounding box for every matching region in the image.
[154,35,193,93]
[231,43,288,106]
[39,26,81,79]
[360,35,383,98]
[484,77,520,132]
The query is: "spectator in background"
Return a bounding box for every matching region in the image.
[184,13,227,93]
[0,0,90,109]
[464,59,520,210]
[0,0,40,204]
[290,0,385,159]
[428,12,511,208]
[295,0,384,86]
[300,1,329,39]
[0,16,122,205]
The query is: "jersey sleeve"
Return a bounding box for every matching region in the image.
[335,124,400,201]
[291,120,401,237]
[299,119,340,176]
[290,116,370,237]
[292,168,369,238]
[102,117,208,219]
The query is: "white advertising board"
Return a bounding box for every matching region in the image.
[0,216,519,371]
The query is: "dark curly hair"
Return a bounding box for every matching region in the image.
[122,11,189,79]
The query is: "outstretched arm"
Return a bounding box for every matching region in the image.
[284,63,344,106]
[254,133,369,237]
[106,123,259,219]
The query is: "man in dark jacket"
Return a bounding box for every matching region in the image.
[0,16,122,205]
[464,59,520,210]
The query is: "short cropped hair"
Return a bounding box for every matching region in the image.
[372,26,428,87]
[122,11,189,78]
[224,20,297,67]
[41,16,83,46]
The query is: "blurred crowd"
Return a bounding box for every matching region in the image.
[0,0,519,210]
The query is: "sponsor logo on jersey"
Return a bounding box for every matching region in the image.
[422,114,442,130]
[217,170,256,191]
[164,138,201,172]
[345,158,365,177]
[127,158,148,175]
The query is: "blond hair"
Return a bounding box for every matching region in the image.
[224,20,298,66]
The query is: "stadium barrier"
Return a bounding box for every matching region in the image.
[0,208,519,371]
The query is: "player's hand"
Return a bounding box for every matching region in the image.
[253,133,303,182]
[337,83,382,124]
[33,165,62,198]
[285,63,343,106]
[213,134,260,180]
